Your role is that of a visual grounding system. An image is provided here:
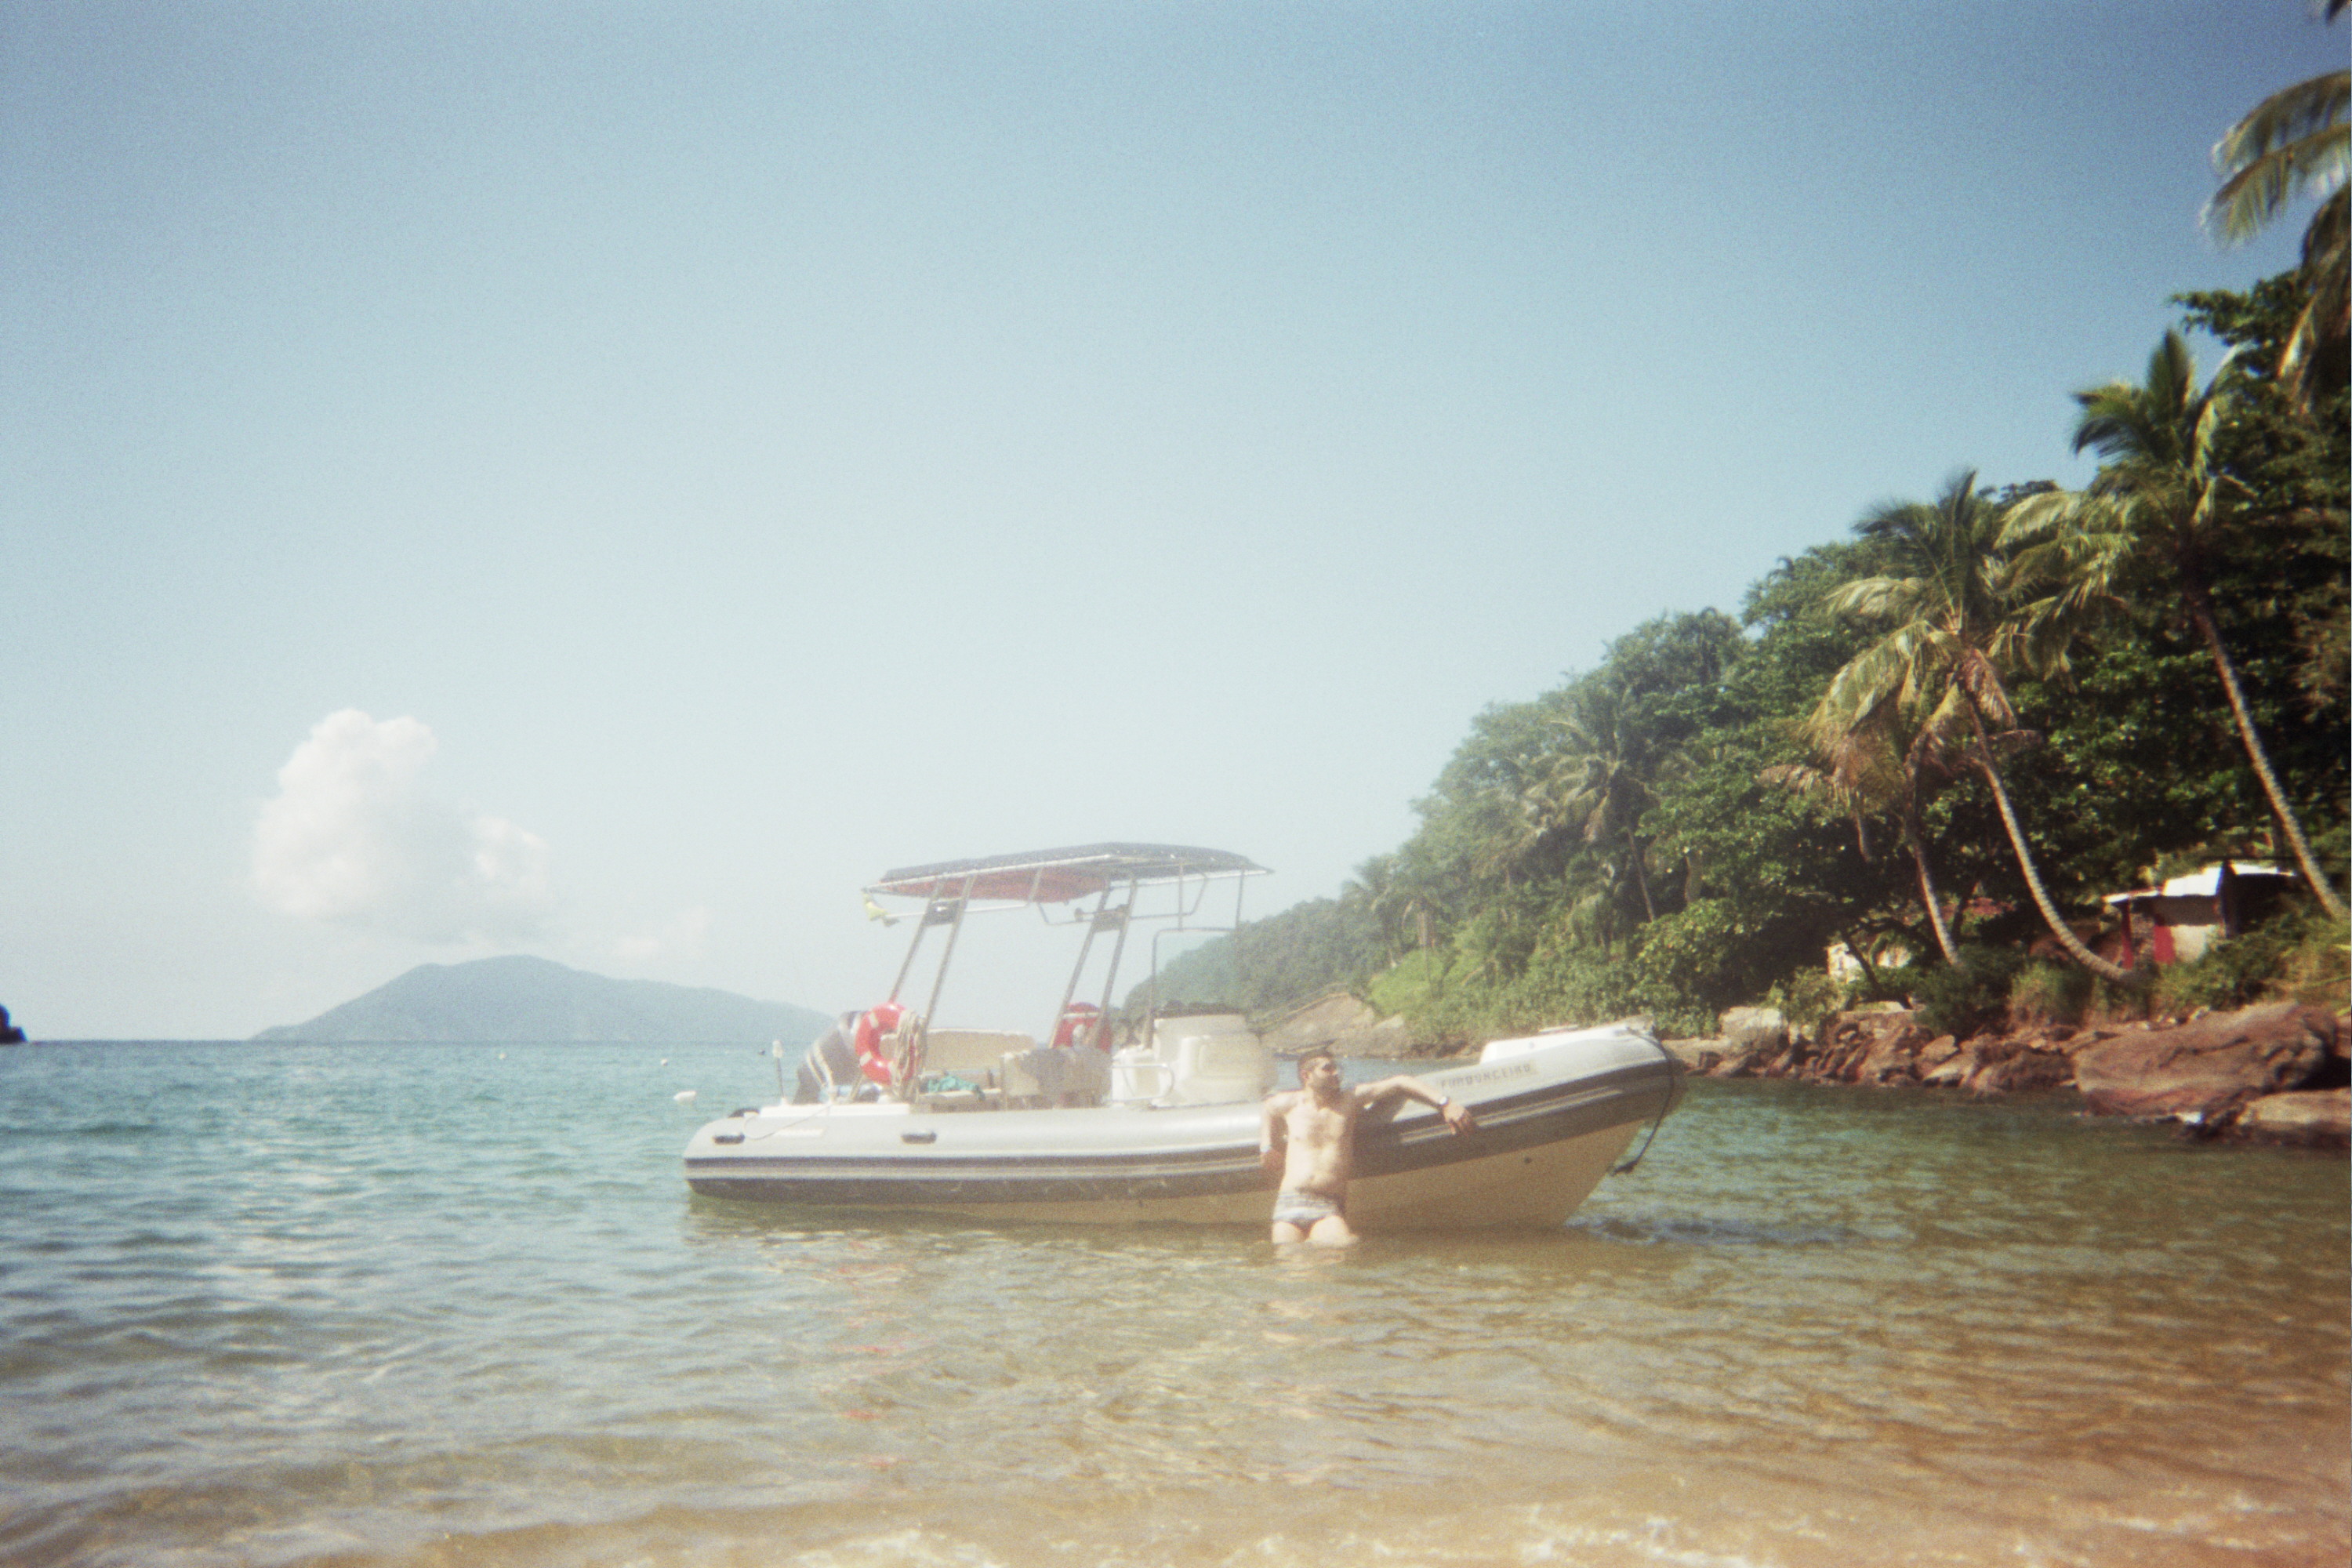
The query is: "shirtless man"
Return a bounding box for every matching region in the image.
[1259,1047,1475,1245]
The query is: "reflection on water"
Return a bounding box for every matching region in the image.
[0,1044,2343,1566]
[1568,1214,1861,1246]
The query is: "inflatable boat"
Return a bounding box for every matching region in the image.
[682,844,1680,1229]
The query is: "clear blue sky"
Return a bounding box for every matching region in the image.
[3,2,2340,1037]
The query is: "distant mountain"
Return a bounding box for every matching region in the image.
[252,955,835,1045]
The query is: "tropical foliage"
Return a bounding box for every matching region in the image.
[2005,331,2347,917]
[1134,19,2351,1042]
[1823,470,2129,980]
[1137,264,2346,1041]
[2203,10,2347,405]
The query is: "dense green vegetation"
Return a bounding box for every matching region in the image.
[1145,42,2349,1044]
[1149,262,2347,1042]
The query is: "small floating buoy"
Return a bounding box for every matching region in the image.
[673,1090,699,1104]
[497,1052,506,1060]
[659,1058,670,1066]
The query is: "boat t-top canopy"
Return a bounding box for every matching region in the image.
[868,843,1268,905]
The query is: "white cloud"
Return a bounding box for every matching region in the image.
[252,710,553,944]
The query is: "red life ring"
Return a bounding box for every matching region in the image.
[853,1002,906,1084]
[1053,1001,1109,1051]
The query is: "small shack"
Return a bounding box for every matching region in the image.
[2103,861,2294,966]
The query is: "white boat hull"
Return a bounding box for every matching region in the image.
[683,1025,1679,1231]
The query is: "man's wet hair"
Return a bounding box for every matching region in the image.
[1297,1046,1338,1083]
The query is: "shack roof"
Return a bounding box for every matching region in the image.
[2103,860,2290,905]
[866,843,1268,903]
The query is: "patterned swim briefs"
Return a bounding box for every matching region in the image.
[1272,1191,1345,1229]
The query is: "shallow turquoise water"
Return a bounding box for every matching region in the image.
[2,1040,2343,1566]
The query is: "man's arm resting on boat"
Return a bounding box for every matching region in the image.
[1356,1076,1476,1133]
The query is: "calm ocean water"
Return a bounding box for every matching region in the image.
[2,1040,2343,1567]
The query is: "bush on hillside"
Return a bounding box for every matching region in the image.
[1764,967,1847,1041]
[1886,946,2024,1038]
[2153,907,2350,1014]
[2274,909,2352,1010]
[1625,899,1752,1037]
[2007,960,2092,1028]
[1363,948,1446,1019]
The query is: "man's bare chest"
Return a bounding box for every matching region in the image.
[1283,1102,1353,1145]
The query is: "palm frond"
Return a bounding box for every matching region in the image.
[1976,728,2044,765]
[1905,688,1978,785]
[1813,633,1961,777]
[2281,184,2350,402]
[2070,380,2167,465]
[1998,488,2077,550]
[1951,649,2016,728]
[2070,332,2216,473]
[2205,71,2350,245]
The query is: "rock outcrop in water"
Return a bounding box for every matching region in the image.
[2072,1004,2341,1123]
[1665,1000,2350,1149]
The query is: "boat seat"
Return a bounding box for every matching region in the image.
[922,1029,1035,1079]
[1004,1044,1111,1105]
[1001,1050,1045,1102]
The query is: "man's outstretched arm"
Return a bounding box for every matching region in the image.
[1357,1075,1475,1133]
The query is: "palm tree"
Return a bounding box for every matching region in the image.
[2204,15,2347,407]
[2003,331,2347,918]
[1821,471,2131,981]
[1340,854,1402,963]
[1539,677,1665,923]
[1769,683,1978,966]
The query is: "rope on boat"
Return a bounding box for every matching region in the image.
[1610,1113,1665,1174]
[1609,1044,1684,1175]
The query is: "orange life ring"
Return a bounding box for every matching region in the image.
[853,1002,906,1084]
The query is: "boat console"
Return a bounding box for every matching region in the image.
[1113,1012,1275,1105]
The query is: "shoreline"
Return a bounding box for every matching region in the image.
[1259,989,2348,1149]
[1660,1000,2350,1149]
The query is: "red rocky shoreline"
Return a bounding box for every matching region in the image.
[1664,1000,2351,1149]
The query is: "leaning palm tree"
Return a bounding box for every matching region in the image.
[1769,683,1978,966]
[2204,21,2347,407]
[2005,332,2347,919]
[1821,471,2131,980]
